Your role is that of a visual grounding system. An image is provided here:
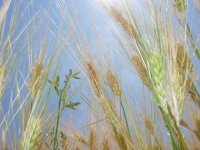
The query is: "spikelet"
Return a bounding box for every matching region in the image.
[20,118,42,150]
[29,62,44,101]
[174,0,187,12]
[144,117,154,135]
[109,6,139,41]
[88,128,97,150]
[86,61,102,97]
[186,78,200,108]
[74,134,88,146]
[102,137,111,150]
[177,43,193,73]
[131,55,150,89]
[149,52,167,113]
[106,69,122,97]
[194,118,200,134]
[75,146,81,150]
[60,139,71,150]
[0,65,5,99]
[168,56,186,126]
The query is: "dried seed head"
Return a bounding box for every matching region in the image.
[131,55,150,89]
[109,6,139,41]
[20,118,42,150]
[60,139,71,150]
[86,61,102,97]
[144,117,154,135]
[74,134,88,146]
[88,128,97,150]
[29,62,44,100]
[102,137,111,150]
[195,119,200,133]
[177,43,193,73]
[186,78,200,108]
[106,70,122,97]
[0,65,5,99]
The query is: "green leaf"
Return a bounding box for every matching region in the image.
[60,131,67,141]
[73,76,81,79]
[66,101,81,110]
[69,69,73,76]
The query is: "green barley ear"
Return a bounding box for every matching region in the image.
[106,69,122,97]
[149,52,167,113]
[20,118,42,150]
[0,64,5,99]
[174,0,187,12]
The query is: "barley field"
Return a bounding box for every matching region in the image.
[0,0,200,150]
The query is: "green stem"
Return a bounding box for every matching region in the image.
[176,125,187,150]
[53,94,62,150]
[120,97,131,139]
[161,109,180,150]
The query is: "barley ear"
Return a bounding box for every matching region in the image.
[20,118,42,150]
[29,62,44,103]
[174,0,187,12]
[106,69,122,97]
[149,52,167,113]
[131,55,150,89]
[0,65,6,99]
[86,61,102,97]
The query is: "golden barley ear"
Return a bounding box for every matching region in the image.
[106,69,122,97]
[176,43,193,73]
[144,117,154,135]
[86,61,102,97]
[60,139,71,150]
[186,78,200,108]
[19,118,42,150]
[0,65,5,99]
[102,137,111,150]
[74,134,88,146]
[131,55,150,89]
[29,62,45,102]
[108,6,139,41]
[88,128,97,150]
